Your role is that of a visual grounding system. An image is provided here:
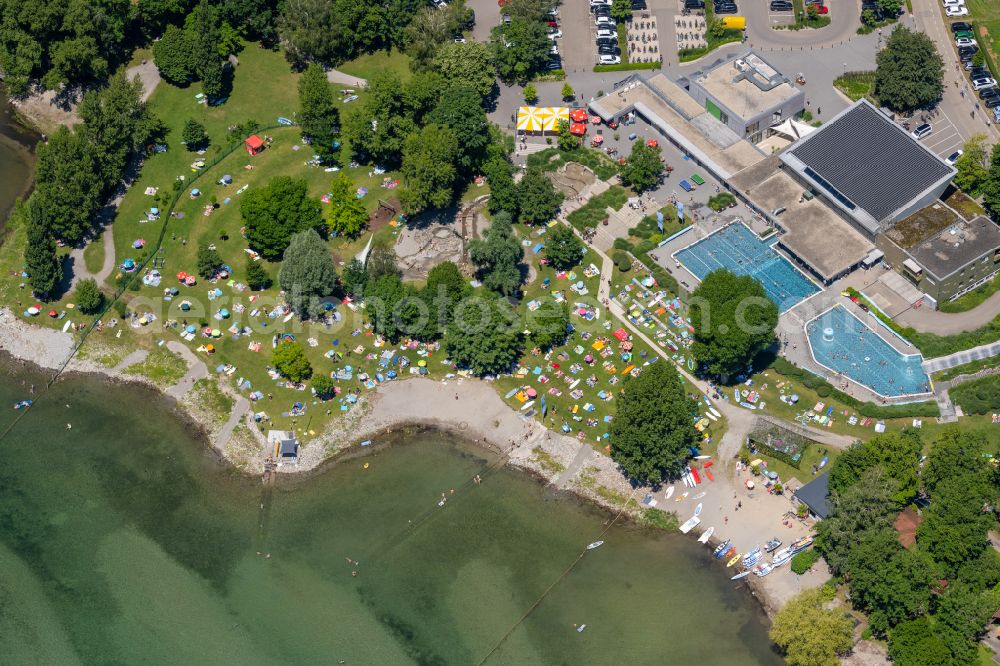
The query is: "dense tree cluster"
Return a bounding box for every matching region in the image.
[278,229,338,318]
[297,63,340,164]
[815,427,1000,664]
[608,361,699,484]
[619,141,664,193]
[240,176,325,260]
[874,27,943,113]
[770,586,854,666]
[469,211,523,296]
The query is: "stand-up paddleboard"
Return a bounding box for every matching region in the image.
[698,526,715,543]
[665,485,675,500]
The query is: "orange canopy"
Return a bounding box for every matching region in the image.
[569,123,587,136]
[570,108,589,122]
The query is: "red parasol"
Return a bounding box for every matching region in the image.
[590,115,602,125]
[48,309,58,318]
[646,139,658,147]
[570,108,589,122]
[569,122,587,136]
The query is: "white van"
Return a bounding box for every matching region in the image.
[598,54,621,65]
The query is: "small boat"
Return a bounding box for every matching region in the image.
[753,563,774,577]
[764,538,782,553]
[772,549,793,567]
[665,485,675,500]
[723,546,736,560]
[576,624,587,633]
[679,516,701,534]
[790,536,814,553]
[713,539,732,558]
[692,491,706,500]
[693,503,703,517]
[675,491,689,502]
[726,553,742,567]
[13,400,32,410]
[698,526,715,543]
[731,570,751,580]
[694,455,711,460]
[587,541,604,550]
[742,547,762,567]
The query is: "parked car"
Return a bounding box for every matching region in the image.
[973,77,997,90]
[684,0,705,7]
[596,16,616,27]
[807,2,828,12]
[594,4,611,14]
[979,87,1000,100]
[598,54,621,65]
[770,0,793,9]
[589,0,610,6]
[951,21,972,32]
[942,0,964,6]
[596,37,617,47]
[954,30,974,39]
[970,66,991,78]
[986,97,1000,109]
[549,43,559,55]
[911,123,932,139]
[946,149,963,165]
[958,46,978,57]
[547,29,563,39]
[598,44,617,54]
[956,37,977,47]
[945,5,969,15]
[714,2,738,12]
[596,28,616,38]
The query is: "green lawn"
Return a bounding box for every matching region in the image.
[966,0,1000,69]
[83,234,105,274]
[337,48,411,82]
[834,71,876,102]
[939,274,1000,313]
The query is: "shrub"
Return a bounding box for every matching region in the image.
[950,375,1000,415]
[613,251,632,272]
[612,237,634,252]
[312,374,336,400]
[74,278,105,314]
[791,549,821,575]
[815,384,831,398]
[593,62,662,73]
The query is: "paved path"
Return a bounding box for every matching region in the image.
[68,224,116,289]
[165,340,209,399]
[922,339,1000,374]
[896,290,1000,335]
[125,61,162,103]
[552,443,596,489]
[214,397,250,450]
[111,349,149,373]
[326,69,367,88]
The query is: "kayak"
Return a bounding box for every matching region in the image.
[723,546,736,559]
[698,526,715,543]
[694,455,711,460]
[705,471,714,482]
[713,539,732,557]
[675,491,689,502]
[731,570,750,580]
[587,541,604,550]
[693,503,703,517]
[726,553,742,567]
[693,491,706,500]
[790,536,814,552]
[665,485,675,500]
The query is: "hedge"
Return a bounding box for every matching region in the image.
[769,357,939,418]
[950,374,1000,415]
[593,61,662,73]
[791,549,820,575]
[612,251,632,272]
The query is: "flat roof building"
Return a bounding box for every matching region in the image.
[780,100,956,239]
[877,198,1000,304]
[683,52,806,144]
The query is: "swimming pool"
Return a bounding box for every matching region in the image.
[806,306,931,398]
[674,223,819,313]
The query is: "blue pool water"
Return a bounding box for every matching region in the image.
[674,224,819,313]
[806,306,931,398]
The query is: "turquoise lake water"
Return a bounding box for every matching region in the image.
[0,358,781,664]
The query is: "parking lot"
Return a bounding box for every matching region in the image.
[558,0,597,73]
[917,109,965,161]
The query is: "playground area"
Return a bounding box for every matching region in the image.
[547,162,598,200]
[394,198,489,281]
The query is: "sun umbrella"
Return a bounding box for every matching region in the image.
[206,344,215,353]
[180,300,191,311]
[417,359,427,367]
[133,239,144,249]
[569,123,587,136]
[526,388,537,398]
[591,134,603,145]
[48,309,57,317]
[543,107,569,131]
[219,308,230,319]
[211,328,221,337]
[570,108,589,123]
[26,306,39,316]
[516,106,546,132]
[590,115,602,125]
[646,139,658,147]
[186,324,196,334]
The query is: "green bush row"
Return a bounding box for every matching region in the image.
[950,374,1000,415]
[769,357,939,418]
[593,62,662,73]
[791,548,820,575]
[566,186,629,229]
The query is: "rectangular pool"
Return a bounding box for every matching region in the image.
[674,223,819,313]
[806,306,931,398]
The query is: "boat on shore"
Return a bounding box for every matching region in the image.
[698,526,714,543]
[665,485,675,500]
[764,537,782,553]
[730,570,750,580]
[741,547,762,568]
[790,536,814,553]
[693,503,702,517]
[771,549,793,567]
[726,553,742,567]
[679,516,701,534]
[713,539,731,558]
[587,541,604,550]
[753,563,774,577]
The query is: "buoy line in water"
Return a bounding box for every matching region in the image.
[475,487,639,665]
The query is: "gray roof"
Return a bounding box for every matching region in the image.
[906,215,1000,280]
[279,440,298,457]
[781,100,954,227]
[795,471,831,519]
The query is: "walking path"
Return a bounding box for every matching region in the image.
[896,290,1000,335]
[164,340,209,399]
[111,349,149,373]
[214,397,250,450]
[68,224,116,289]
[922,339,1000,374]
[552,444,595,489]
[326,69,367,88]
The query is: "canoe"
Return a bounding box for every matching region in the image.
[723,546,736,559]
[698,526,715,543]
[679,516,701,534]
[693,491,706,500]
[693,503,703,517]
[665,485,675,500]
[731,570,750,580]
[705,471,714,482]
[713,539,732,557]
[587,541,604,550]
[726,553,742,567]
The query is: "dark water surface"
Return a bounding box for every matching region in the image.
[0,362,781,664]
[0,93,36,224]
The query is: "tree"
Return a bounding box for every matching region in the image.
[342,71,418,168]
[404,6,464,71]
[484,156,520,218]
[33,126,101,244]
[424,260,470,326]
[873,27,944,112]
[399,124,460,212]
[556,119,580,152]
[528,301,569,350]
[278,229,338,318]
[364,274,409,340]
[197,243,224,279]
[241,177,324,260]
[74,278,105,314]
[469,211,523,296]
[609,361,699,484]
[366,244,402,281]
[22,200,63,301]
[861,8,877,25]
[433,40,496,98]
[341,258,369,296]
[298,63,340,163]
[492,18,550,84]
[245,256,271,291]
[888,617,953,666]
[272,340,313,382]
[620,141,664,193]
[827,430,922,506]
[610,0,632,23]
[816,468,898,574]
[516,168,563,225]
[523,83,537,103]
[770,586,855,666]
[42,36,109,90]
[189,0,225,99]
[279,0,397,68]
[561,82,575,101]
[312,374,336,400]
[981,144,1000,220]
[689,269,778,378]
[544,224,584,270]
[972,49,985,69]
[152,25,198,84]
[917,475,993,577]
[445,298,523,375]
[843,528,933,635]
[933,584,1000,664]
[876,0,902,18]
[427,85,491,172]
[326,173,368,237]
[805,2,819,20]
[953,134,990,196]
[182,119,208,151]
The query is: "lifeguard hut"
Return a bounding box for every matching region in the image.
[245,134,265,156]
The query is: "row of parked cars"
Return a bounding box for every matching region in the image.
[590,0,621,64]
[683,0,739,14]
[951,22,1000,120]
[941,0,970,18]
[769,0,827,12]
